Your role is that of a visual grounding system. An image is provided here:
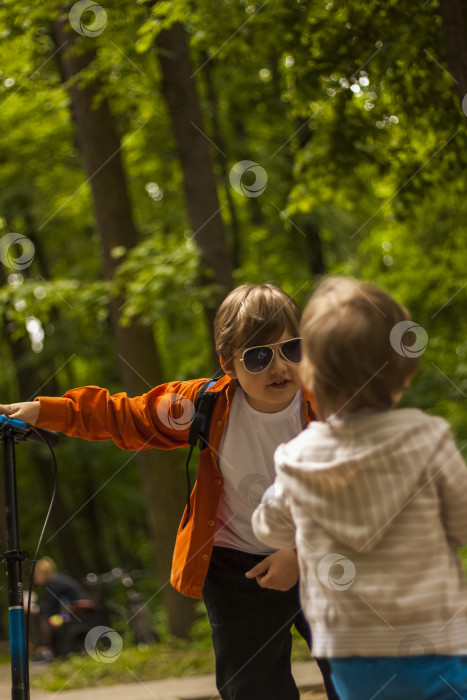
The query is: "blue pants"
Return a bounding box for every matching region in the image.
[329,655,467,700]
[202,546,339,700]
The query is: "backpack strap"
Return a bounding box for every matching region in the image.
[182,380,220,529]
[187,380,218,451]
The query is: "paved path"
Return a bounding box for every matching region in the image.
[1,661,323,699]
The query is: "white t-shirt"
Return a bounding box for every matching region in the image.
[214,388,304,554]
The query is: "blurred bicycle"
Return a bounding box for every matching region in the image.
[28,563,158,661]
[84,567,159,647]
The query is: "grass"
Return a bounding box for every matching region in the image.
[29,628,311,692]
[30,639,217,692]
[28,614,312,693]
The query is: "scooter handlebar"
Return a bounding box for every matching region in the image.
[0,414,59,448]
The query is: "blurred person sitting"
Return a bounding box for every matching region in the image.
[32,556,95,661]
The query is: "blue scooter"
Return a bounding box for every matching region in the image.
[0,414,58,700]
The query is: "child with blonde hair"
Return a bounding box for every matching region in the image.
[253,276,467,699]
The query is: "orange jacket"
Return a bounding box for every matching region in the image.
[37,375,314,599]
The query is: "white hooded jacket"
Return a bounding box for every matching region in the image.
[252,408,467,658]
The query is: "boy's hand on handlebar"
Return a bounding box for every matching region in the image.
[0,401,40,426]
[245,550,299,591]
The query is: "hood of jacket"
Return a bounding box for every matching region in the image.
[275,408,450,552]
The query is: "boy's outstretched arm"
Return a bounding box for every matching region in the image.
[1,379,210,452]
[0,401,40,425]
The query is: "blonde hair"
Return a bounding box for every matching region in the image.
[214,283,300,361]
[34,556,57,580]
[300,277,420,418]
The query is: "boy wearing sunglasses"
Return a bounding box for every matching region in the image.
[0,283,338,700]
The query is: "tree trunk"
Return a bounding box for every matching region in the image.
[233,118,265,227]
[156,23,234,366]
[303,220,326,277]
[438,0,467,104]
[200,51,241,269]
[53,17,196,636]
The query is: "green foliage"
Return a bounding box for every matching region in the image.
[0,0,466,644]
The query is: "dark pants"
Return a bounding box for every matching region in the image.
[202,546,339,700]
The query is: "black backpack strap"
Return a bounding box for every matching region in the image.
[187,380,218,451]
[182,380,220,529]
